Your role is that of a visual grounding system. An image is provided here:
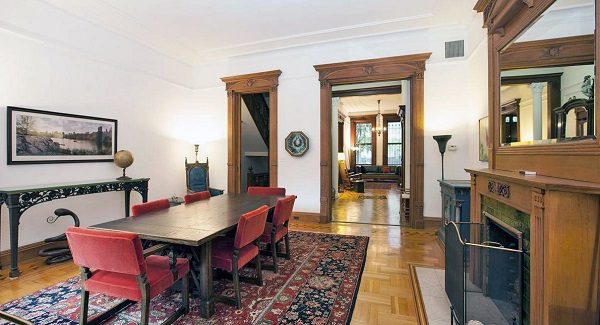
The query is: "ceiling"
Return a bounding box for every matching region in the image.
[42,0,477,64]
[339,94,402,115]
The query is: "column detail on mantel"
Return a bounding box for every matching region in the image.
[530,189,545,325]
[529,82,545,140]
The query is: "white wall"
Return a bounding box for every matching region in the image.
[0,3,490,252]
[191,23,488,218]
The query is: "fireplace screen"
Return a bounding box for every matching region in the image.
[446,221,523,325]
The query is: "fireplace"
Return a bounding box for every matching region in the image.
[445,209,525,324]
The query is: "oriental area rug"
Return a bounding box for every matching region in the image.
[0,231,368,325]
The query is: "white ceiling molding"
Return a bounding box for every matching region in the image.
[34,0,477,65]
[41,0,198,66]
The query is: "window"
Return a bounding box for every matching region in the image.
[355,122,373,165]
[386,121,402,165]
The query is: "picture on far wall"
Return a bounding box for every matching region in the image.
[479,116,489,162]
[7,106,117,164]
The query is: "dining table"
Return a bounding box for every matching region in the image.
[90,193,282,318]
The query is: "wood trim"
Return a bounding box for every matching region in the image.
[291,211,321,223]
[408,263,431,325]
[382,113,401,165]
[350,115,377,169]
[500,35,595,70]
[221,70,281,193]
[331,85,402,98]
[483,0,600,184]
[315,53,431,227]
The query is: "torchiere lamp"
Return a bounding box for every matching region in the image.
[433,135,452,180]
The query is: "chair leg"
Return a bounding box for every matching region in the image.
[271,237,279,273]
[139,276,151,325]
[79,289,89,325]
[232,250,241,309]
[284,234,291,260]
[140,294,150,325]
[254,253,263,286]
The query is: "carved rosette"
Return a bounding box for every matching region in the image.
[488,179,511,198]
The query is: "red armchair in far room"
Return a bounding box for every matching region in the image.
[184,190,210,204]
[212,205,269,308]
[247,187,286,196]
[65,227,190,325]
[131,198,170,217]
[261,195,296,273]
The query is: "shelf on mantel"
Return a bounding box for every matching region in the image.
[465,168,600,194]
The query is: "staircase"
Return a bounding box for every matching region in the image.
[241,93,269,147]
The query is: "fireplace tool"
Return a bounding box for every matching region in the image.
[38,208,80,264]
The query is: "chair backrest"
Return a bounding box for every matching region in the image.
[247,186,286,196]
[234,205,269,249]
[186,158,211,192]
[184,190,210,204]
[66,227,146,275]
[273,195,297,227]
[131,199,170,217]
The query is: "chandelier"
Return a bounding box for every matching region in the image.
[372,99,387,136]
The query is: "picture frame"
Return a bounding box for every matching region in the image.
[7,106,118,164]
[285,131,309,157]
[479,116,489,162]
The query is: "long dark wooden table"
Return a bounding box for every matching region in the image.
[90,193,281,318]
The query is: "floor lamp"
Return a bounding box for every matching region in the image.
[433,135,452,180]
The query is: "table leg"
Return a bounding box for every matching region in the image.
[7,194,21,278]
[196,242,214,318]
[140,182,148,203]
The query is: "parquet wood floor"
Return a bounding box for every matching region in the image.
[0,217,444,325]
[333,184,402,225]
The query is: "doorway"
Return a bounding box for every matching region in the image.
[331,82,407,225]
[314,53,430,228]
[221,70,281,193]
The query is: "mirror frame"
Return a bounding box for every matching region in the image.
[476,0,600,183]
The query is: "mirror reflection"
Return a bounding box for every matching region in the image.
[499,0,595,146]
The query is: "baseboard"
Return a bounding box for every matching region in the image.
[291,211,321,223]
[0,241,64,268]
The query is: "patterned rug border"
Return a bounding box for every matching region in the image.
[1,231,370,325]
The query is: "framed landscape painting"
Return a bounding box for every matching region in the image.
[478,116,489,162]
[7,106,117,164]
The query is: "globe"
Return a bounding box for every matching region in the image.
[114,150,134,180]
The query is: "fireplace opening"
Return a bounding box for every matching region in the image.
[445,215,524,325]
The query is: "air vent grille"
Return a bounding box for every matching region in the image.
[445,40,465,58]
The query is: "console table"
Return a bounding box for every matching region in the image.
[0,178,149,278]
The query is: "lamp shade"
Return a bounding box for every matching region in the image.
[433,135,452,155]
[337,152,345,161]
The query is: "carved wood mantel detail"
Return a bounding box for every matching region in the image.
[314,53,431,227]
[221,70,282,193]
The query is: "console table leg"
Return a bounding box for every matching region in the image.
[124,189,131,218]
[7,195,21,278]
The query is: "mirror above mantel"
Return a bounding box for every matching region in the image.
[498,0,595,146]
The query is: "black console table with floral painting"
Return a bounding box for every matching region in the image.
[0,178,149,278]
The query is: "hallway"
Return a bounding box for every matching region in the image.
[332,183,402,225]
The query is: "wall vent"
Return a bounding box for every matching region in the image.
[445,40,465,59]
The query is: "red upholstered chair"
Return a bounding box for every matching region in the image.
[131,198,170,217]
[184,190,210,204]
[246,187,286,196]
[65,227,190,325]
[212,205,269,308]
[261,195,296,273]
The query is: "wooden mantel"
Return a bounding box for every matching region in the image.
[468,168,600,324]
